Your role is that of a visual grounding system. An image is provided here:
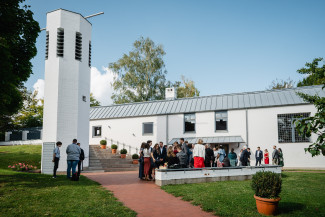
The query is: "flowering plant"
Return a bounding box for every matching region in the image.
[8,163,37,171]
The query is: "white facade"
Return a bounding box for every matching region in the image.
[89,103,325,169]
[42,9,91,174]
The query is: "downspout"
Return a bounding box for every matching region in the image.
[166,114,169,145]
[246,109,249,147]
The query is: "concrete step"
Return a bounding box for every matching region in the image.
[87,166,104,170]
[82,170,105,173]
[104,167,138,172]
[107,164,139,168]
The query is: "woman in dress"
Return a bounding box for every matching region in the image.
[278,148,284,167]
[151,143,160,180]
[143,143,151,181]
[166,146,179,168]
[264,149,269,165]
[193,139,205,168]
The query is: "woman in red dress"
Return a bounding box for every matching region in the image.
[264,149,269,164]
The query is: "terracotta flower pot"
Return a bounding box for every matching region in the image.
[121,154,126,159]
[111,149,117,154]
[132,159,138,164]
[100,145,106,149]
[254,195,281,216]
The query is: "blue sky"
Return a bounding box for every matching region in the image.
[27,0,325,104]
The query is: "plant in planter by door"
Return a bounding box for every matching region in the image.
[111,144,118,154]
[100,140,107,149]
[120,148,127,159]
[251,171,282,216]
[132,153,139,164]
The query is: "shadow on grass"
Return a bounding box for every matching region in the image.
[279,202,305,215]
[0,172,99,189]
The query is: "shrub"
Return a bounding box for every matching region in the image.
[132,154,139,159]
[120,149,127,154]
[111,144,118,149]
[100,140,107,145]
[251,171,282,199]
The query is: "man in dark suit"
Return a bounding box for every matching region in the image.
[255,146,263,166]
[240,146,249,166]
[159,141,167,166]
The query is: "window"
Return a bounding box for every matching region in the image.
[75,32,82,61]
[216,111,228,131]
[57,28,64,57]
[82,96,86,102]
[143,122,153,135]
[88,41,91,67]
[184,113,195,132]
[45,31,49,59]
[93,126,101,137]
[277,113,310,143]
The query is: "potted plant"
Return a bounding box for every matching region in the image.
[100,140,107,149]
[120,148,127,158]
[111,144,118,154]
[132,154,139,164]
[251,171,282,216]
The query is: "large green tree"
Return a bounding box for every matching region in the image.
[11,88,43,129]
[295,58,325,157]
[0,0,40,132]
[297,57,325,87]
[174,75,200,98]
[109,37,168,104]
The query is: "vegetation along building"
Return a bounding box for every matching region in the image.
[89,85,325,169]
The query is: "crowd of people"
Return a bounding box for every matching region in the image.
[138,139,284,181]
[52,138,85,180]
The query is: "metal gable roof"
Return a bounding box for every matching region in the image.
[90,85,324,120]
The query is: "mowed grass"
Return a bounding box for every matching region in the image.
[162,172,325,217]
[0,145,136,217]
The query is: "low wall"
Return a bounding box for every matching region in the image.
[0,140,42,146]
[155,166,282,186]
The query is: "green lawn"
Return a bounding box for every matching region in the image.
[0,145,136,217]
[162,172,325,217]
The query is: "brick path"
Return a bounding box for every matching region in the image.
[84,171,215,217]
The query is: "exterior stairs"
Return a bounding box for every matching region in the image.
[86,145,139,172]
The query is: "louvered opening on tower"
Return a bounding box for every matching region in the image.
[45,31,49,59]
[57,28,64,57]
[75,32,82,61]
[89,41,91,67]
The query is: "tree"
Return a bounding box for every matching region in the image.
[174,75,200,98]
[90,93,101,107]
[109,37,168,104]
[297,58,325,87]
[11,88,43,129]
[295,58,325,157]
[268,78,295,90]
[0,0,40,132]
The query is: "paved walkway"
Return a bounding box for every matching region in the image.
[84,171,215,217]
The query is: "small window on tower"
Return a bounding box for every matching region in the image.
[82,96,86,102]
[75,32,82,61]
[57,28,64,57]
[88,41,91,67]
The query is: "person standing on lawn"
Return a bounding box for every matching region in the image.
[264,149,269,164]
[272,145,279,165]
[176,144,188,168]
[228,148,237,167]
[77,143,85,176]
[193,139,205,168]
[255,147,263,166]
[52,141,62,178]
[204,143,214,167]
[66,139,81,179]
[240,146,249,166]
[159,141,167,165]
[278,148,284,167]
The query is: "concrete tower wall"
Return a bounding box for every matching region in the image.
[42,9,91,174]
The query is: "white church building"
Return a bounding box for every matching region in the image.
[89,85,325,169]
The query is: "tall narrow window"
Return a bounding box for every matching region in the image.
[56,28,64,57]
[75,32,82,61]
[88,41,91,67]
[184,113,195,132]
[215,111,228,131]
[45,31,49,59]
[278,113,310,143]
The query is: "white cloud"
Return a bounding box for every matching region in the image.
[32,66,114,106]
[90,66,114,106]
[33,79,45,100]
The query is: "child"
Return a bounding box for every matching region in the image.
[52,141,62,178]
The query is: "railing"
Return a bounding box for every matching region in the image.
[106,138,139,155]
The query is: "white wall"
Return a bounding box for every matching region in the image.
[89,104,325,169]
